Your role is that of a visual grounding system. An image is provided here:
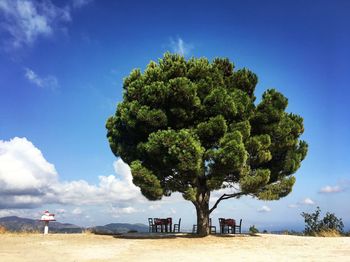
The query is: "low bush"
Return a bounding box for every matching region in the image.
[301,207,344,236]
[249,225,259,235]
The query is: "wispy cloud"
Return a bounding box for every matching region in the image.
[319,185,343,194]
[72,207,83,215]
[0,209,41,219]
[72,0,93,8]
[257,205,271,213]
[169,37,193,56]
[0,0,92,49]
[24,68,59,89]
[0,0,70,48]
[55,208,66,219]
[288,204,299,209]
[148,204,161,210]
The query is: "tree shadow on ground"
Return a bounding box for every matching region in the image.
[110,232,255,240]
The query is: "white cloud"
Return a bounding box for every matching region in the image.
[53,159,142,205]
[169,37,193,56]
[319,185,342,194]
[109,206,138,217]
[257,205,271,213]
[0,0,71,48]
[289,198,316,208]
[209,184,240,205]
[0,137,144,210]
[24,68,59,89]
[0,137,58,208]
[301,198,315,205]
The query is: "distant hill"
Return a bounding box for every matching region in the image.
[0,216,83,233]
[0,216,149,234]
[90,223,148,235]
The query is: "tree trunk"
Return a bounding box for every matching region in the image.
[196,202,210,236]
[194,189,210,236]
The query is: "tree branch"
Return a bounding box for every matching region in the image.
[209,192,244,214]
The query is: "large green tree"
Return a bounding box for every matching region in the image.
[106,53,308,235]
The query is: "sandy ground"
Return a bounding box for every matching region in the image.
[0,233,349,262]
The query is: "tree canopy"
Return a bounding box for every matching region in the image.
[106,53,308,235]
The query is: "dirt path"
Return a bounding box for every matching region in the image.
[0,233,349,262]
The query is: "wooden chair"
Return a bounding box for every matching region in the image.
[219,218,225,233]
[153,218,162,232]
[235,219,242,234]
[209,218,216,234]
[148,218,155,232]
[166,217,172,232]
[173,218,181,232]
[192,224,197,233]
[192,218,216,234]
[226,219,235,234]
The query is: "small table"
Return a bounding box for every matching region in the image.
[219,218,236,234]
[154,218,172,233]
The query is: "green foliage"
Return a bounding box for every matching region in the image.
[301,207,344,236]
[249,225,259,234]
[130,160,163,200]
[106,53,307,210]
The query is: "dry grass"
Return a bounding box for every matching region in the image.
[0,226,7,234]
[82,228,93,234]
[316,229,342,237]
[0,228,41,235]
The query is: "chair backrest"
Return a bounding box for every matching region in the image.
[219,218,224,225]
[238,219,242,226]
[178,218,181,226]
[226,219,235,226]
[209,218,212,227]
[148,218,153,226]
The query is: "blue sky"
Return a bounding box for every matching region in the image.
[0,0,349,232]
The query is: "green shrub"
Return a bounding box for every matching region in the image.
[249,225,259,234]
[301,207,344,236]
